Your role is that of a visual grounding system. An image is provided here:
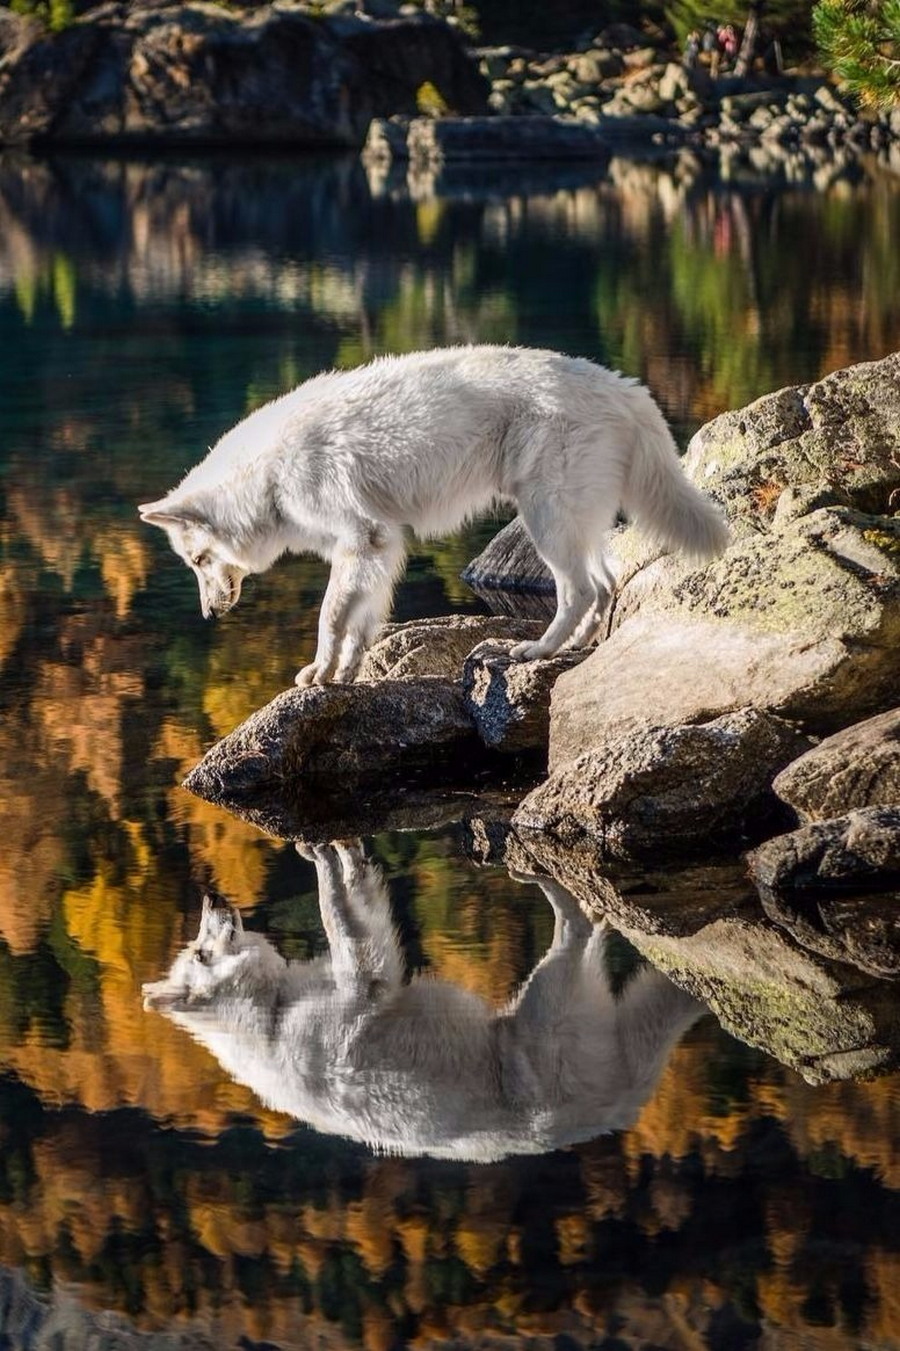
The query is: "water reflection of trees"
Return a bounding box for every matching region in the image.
[2,1012,900,1347]
[2,155,899,428]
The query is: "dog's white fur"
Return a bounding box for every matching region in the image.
[139,345,729,686]
[142,843,702,1161]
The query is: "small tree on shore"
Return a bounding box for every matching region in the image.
[813,0,900,106]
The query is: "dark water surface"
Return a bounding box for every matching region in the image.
[1,151,900,1349]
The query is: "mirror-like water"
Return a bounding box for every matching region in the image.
[1,151,900,1350]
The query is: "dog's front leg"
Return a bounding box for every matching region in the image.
[296,526,405,687]
[296,549,359,687]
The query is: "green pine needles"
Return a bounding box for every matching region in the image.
[813,0,900,106]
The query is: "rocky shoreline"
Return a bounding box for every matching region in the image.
[180,349,900,1062]
[0,0,897,182]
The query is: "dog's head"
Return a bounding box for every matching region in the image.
[138,498,248,618]
[143,892,282,1014]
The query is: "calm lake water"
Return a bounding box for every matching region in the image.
[1,150,900,1350]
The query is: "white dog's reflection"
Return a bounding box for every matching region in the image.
[143,843,702,1160]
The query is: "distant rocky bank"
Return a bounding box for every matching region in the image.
[0,0,898,182]
[0,2,490,148]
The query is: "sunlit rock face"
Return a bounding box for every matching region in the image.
[514,707,811,854]
[0,4,489,149]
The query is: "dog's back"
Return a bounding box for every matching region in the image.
[141,344,729,683]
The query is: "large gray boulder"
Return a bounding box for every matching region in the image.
[464,352,900,598]
[773,708,900,822]
[0,3,490,147]
[549,506,900,767]
[514,707,811,854]
[681,352,900,536]
[496,353,900,855]
[183,677,482,804]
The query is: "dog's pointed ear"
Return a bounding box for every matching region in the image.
[138,498,205,528]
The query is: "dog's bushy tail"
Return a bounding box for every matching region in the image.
[622,389,731,562]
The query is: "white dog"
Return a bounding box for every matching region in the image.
[139,345,728,686]
[142,843,703,1161]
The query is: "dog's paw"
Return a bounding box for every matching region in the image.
[509,640,547,663]
[295,663,324,687]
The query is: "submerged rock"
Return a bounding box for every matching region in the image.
[747,806,900,893]
[747,806,900,978]
[363,111,686,168]
[761,886,900,980]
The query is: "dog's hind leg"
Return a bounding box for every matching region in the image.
[508,500,598,661]
[561,553,616,651]
[296,525,405,686]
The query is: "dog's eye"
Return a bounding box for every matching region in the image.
[192,552,210,568]
[193,949,210,965]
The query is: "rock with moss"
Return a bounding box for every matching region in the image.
[483,353,900,854]
[465,352,900,598]
[549,505,900,772]
[677,352,900,540]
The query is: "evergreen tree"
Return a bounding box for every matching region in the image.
[813,0,900,106]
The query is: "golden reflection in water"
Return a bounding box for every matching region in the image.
[0,154,900,1347]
